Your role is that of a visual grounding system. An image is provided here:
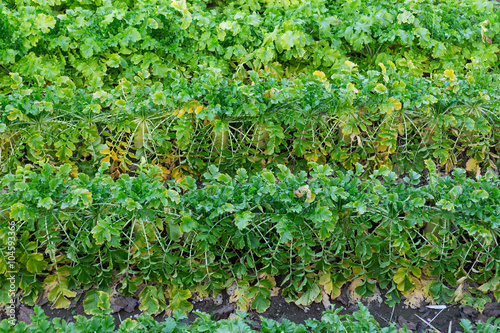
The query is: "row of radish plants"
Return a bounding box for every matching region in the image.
[2,303,500,333]
[1,160,499,315]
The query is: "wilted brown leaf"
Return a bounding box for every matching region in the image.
[321,290,331,310]
[18,306,35,325]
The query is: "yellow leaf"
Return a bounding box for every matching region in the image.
[171,166,184,182]
[318,272,332,295]
[70,167,79,178]
[403,277,434,309]
[352,266,363,276]
[234,283,252,311]
[195,284,210,300]
[389,97,402,110]
[51,294,72,309]
[347,278,363,304]
[378,62,387,74]
[170,0,187,12]
[398,123,405,135]
[346,82,358,94]
[44,275,58,293]
[444,69,456,80]
[453,277,468,303]
[330,281,345,300]
[313,71,327,81]
[263,88,278,98]
[377,144,388,152]
[304,152,319,162]
[344,60,357,71]
[373,83,388,94]
[305,191,316,203]
[466,158,477,172]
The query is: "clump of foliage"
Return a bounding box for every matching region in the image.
[1,161,499,314]
[1,303,499,332]
[0,0,499,177]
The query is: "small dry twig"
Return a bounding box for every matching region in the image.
[415,314,441,333]
[429,307,446,324]
[374,313,390,324]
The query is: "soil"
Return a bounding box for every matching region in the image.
[2,285,500,332]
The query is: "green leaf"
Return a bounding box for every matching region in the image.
[125,198,142,211]
[180,215,197,232]
[429,281,453,304]
[148,18,159,29]
[475,118,490,135]
[139,286,161,315]
[83,290,112,316]
[295,284,320,306]
[80,43,94,58]
[411,197,425,207]
[35,14,56,33]
[461,292,489,313]
[26,253,48,274]
[235,211,253,230]
[373,185,386,195]
[262,171,275,183]
[373,83,388,94]
[471,189,489,203]
[353,201,367,214]
[91,218,120,247]
[163,189,180,204]
[72,188,93,207]
[384,285,401,307]
[432,42,447,58]
[152,91,167,105]
[10,203,27,221]
[436,199,454,211]
[415,27,431,44]
[169,285,192,313]
[181,12,192,30]
[355,279,376,297]
[167,221,182,241]
[251,291,270,313]
[397,10,414,24]
[217,174,232,184]
[38,197,54,209]
[310,206,332,223]
[27,133,44,151]
[379,97,402,113]
[55,141,75,161]
[433,148,449,164]
[393,268,414,293]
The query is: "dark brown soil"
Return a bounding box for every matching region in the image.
[2,286,500,332]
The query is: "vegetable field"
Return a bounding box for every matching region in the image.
[1,0,500,330]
